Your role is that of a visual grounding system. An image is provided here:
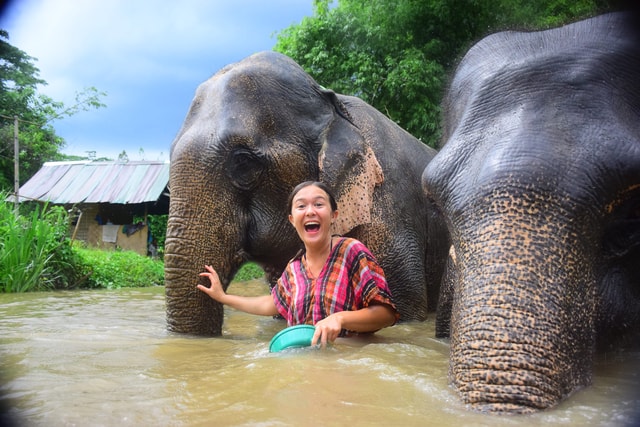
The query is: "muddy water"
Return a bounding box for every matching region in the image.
[1,280,639,427]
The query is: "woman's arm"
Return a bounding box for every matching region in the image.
[311,304,396,346]
[197,265,279,317]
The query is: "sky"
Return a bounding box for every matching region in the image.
[0,0,315,161]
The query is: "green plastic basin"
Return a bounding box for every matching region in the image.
[269,324,316,352]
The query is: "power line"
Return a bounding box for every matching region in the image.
[0,113,45,126]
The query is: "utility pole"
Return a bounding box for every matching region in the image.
[14,115,19,215]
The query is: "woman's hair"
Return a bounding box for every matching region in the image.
[287,181,338,213]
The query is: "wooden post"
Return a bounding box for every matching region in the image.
[13,115,19,215]
[70,209,84,244]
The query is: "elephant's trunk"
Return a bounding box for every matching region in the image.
[164,232,227,335]
[164,170,247,336]
[448,197,597,413]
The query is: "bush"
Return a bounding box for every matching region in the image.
[133,213,167,256]
[75,247,164,289]
[233,262,265,282]
[0,197,74,292]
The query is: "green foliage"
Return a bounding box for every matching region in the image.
[489,0,605,30]
[0,193,164,292]
[233,262,265,282]
[0,29,45,100]
[0,196,73,292]
[134,214,167,253]
[75,247,164,289]
[274,0,604,148]
[0,30,106,191]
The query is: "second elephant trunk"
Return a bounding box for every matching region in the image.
[447,204,597,413]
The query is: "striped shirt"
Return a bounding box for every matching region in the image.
[271,237,398,333]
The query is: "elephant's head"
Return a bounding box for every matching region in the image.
[423,12,640,413]
[165,51,397,335]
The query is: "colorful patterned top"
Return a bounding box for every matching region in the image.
[271,237,399,334]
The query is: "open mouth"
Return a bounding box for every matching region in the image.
[304,222,320,232]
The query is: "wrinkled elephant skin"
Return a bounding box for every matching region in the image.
[423,12,640,413]
[165,51,449,336]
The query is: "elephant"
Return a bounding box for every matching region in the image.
[165,51,449,336]
[422,12,640,413]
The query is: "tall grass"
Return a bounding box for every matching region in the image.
[0,196,71,292]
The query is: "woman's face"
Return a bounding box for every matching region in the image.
[288,184,338,249]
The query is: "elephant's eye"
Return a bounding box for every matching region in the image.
[603,195,640,259]
[226,148,266,191]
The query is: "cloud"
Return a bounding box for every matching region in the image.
[5,0,309,97]
[0,0,314,160]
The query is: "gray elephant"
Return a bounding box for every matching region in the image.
[422,12,640,413]
[165,51,448,335]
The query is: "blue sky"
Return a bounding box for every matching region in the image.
[0,0,315,161]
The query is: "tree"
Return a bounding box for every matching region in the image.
[274,0,604,148]
[117,150,129,162]
[0,30,106,191]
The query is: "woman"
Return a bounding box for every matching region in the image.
[197,181,399,346]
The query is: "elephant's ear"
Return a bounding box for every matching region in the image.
[318,90,384,236]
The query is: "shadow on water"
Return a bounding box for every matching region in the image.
[0,280,639,426]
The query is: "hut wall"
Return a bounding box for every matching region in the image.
[72,204,149,256]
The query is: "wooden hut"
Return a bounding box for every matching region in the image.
[15,160,169,256]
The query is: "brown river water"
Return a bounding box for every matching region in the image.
[1,280,639,426]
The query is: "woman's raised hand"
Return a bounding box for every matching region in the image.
[197,265,226,302]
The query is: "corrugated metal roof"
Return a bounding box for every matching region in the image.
[17,161,170,204]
